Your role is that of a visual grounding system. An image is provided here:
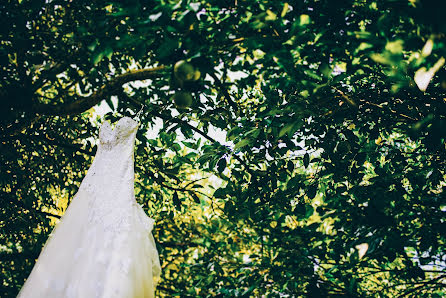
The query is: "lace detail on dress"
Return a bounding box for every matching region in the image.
[98,117,139,150]
[99,121,113,147]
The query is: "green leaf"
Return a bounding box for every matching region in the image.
[224,200,234,214]
[172,192,181,209]
[227,127,241,140]
[182,141,197,149]
[105,98,115,111]
[385,40,403,54]
[234,138,251,150]
[216,158,226,173]
[91,51,104,65]
[265,10,277,21]
[414,57,445,91]
[305,205,314,218]
[245,128,261,138]
[299,14,310,26]
[306,184,317,199]
[304,69,323,81]
[191,192,201,204]
[213,188,226,198]
[303,153,310,168]
[87,39,98,52]
[171,143,181,151]
[281,3,289,18]
[103,46,113,60]
[279,123,294,137]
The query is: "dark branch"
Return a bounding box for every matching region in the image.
[31,66,166,116]
[209,72,239,111]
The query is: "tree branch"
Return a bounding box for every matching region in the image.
[31,66,166,116]
[209,72,239,111]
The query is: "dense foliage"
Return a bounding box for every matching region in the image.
[1,0,445,296]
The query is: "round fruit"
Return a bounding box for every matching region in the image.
[174,60,195,82]
[172,91,193,109]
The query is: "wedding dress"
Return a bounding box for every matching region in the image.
[17,116,161,298]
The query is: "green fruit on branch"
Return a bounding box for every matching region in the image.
[174,60,195,81]
[172,91,193,109]
[174,60,200,82]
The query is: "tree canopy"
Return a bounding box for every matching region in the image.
[1,0,445,296]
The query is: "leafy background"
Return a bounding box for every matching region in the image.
[1,0,445,296]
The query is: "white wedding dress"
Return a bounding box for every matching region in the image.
[18,117,161,298]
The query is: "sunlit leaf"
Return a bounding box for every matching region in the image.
[414,57,445,91]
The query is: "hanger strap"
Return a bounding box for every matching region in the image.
[134,104,145,122]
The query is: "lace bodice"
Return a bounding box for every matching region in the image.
[98,117,139,150]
